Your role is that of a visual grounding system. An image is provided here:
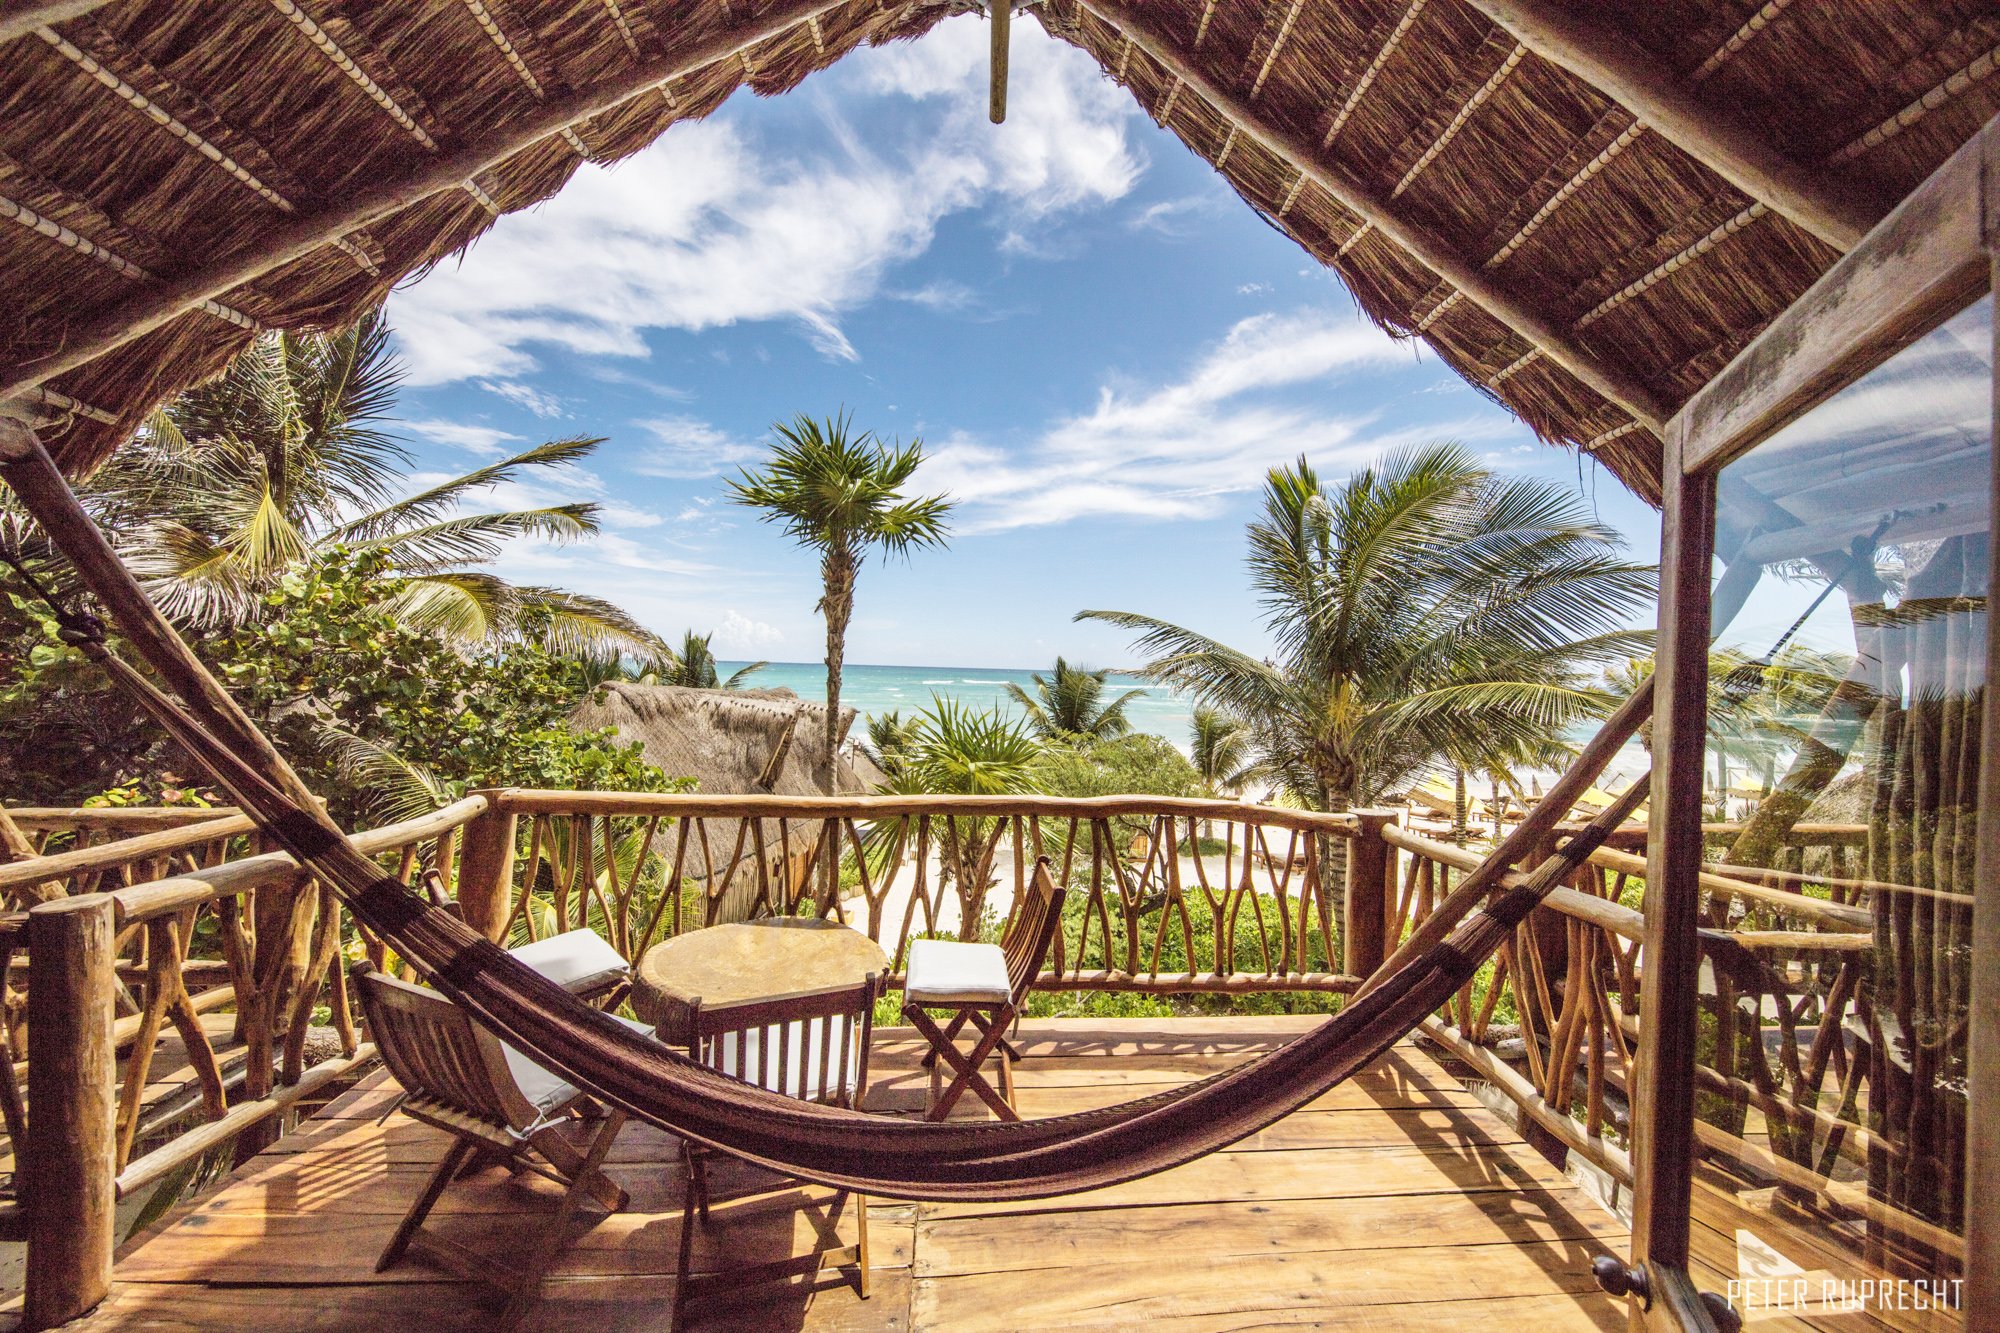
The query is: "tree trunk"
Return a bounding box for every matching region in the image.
[819,548,856,796]
[1451,767,1469,846]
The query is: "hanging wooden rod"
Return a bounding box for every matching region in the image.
[1458,0,1881,251]
[989,0,1011,123]
[1072,0,1673,431]
[0,0,853,409]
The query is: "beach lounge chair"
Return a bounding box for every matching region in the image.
[901,857,1066,1120]
[671,974,883,1330]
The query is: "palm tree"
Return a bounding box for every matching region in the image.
[875,697,1043,939]
[82,309,667,665]
[1080,444,1656,816]
[1005,657,1145,741]
[649,631,767,689]
[1189,706,1256,798]
[857,709,922,781]
[729,413,953,790]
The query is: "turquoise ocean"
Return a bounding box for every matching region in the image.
[718,661,1198,748]
[717,662,1650,786]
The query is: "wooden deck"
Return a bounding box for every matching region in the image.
[61,1017,1634,1331]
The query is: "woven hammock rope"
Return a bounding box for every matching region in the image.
[0,421,1642,1202]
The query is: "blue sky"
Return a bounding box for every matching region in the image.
[386,14,1660,670]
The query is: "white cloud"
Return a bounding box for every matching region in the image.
[481,379,565,418]
[1127,196,1215,236]
[714,610,785,654]
[893,280,977,312]
[633,415,761,479]
[386,17,1141,385]
[402,419,521,455]
[921,309,1520,534]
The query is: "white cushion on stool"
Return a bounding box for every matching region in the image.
[508,928,631,996]
[903,938,1012,1006]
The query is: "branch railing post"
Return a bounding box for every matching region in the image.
[454,795,516,943]
[23,893,116,1330]
[1344,810,1400,978]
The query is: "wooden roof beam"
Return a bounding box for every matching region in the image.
[0,1,113,45]
[1075,0,1671,431]
[267,0,442,152]
[0,0,853,407]
[1323,0,1426,148]
[1457,0,1881,251]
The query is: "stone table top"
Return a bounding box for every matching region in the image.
[631,917,890,1042]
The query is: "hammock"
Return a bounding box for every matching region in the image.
[0,424,1647,1203]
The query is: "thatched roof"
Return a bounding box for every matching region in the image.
[572,682,877,913]
[572,681,874,800]
[4,0,1996,503]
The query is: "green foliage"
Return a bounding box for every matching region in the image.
[1004,657,1144,741]
[0,582,167,803]
[207,550,665,826]
[1033,732,1205,803]
[727,412,954,564]
[1081,444,1657,813]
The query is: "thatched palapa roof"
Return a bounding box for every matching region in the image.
[574,682,877,805]
[572,683,880,921]
[3,0,1997,504]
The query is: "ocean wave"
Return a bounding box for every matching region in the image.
[960,678,1011,685]
[921,679,954,685]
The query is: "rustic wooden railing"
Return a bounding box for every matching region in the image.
[1385,819,1964,1270]
[3,798,483,1329]
[0,806,251,902]
[459,791,1381,994]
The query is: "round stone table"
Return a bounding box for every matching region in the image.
[632,917,890,1044]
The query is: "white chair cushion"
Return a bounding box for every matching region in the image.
[502,1014,654,1117]
[508,928,631,995]
[903,938,1012,1006]
[706,1017,862,1104]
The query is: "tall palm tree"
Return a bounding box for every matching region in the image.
[729,413,953,789]
[82,309,667,665]
[1189,706,1256,798]
[1005,657,1145,741]
[1081,445,1656,815]
[649,630,767,689]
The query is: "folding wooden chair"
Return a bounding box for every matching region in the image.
[672,973,882,1331]
[354,961,654,1330]
[902,856,1066,1121]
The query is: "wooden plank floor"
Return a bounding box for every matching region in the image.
[63,1017,1632,1331]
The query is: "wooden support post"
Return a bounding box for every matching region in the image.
[989,0,1011,124]
[1629,430,1716,1299]
[23,894,116,1330]
[1344,810,1399,978]
[455,798,517,943]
